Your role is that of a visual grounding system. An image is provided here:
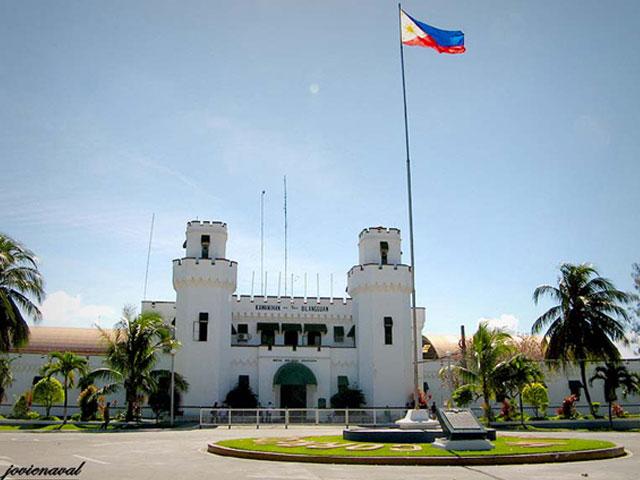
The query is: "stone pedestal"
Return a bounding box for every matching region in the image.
[394,409,441,430]
[432,437,494,451]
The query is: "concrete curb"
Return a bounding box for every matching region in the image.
[491,419,640,430]
[207,443,626,466]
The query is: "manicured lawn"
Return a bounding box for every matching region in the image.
[0,424,115,432]
[217,435,616,457]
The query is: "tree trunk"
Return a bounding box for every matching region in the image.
[608,402,613,429]
[126,386,135,422]
[63,377,68,424]
[578,360,595,417]
[482,384,492,422]
[519,392,525,427]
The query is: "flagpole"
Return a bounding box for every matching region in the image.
[398,2,421,409]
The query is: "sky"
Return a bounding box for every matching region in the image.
[1,1,639,340]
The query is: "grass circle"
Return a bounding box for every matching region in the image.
[210,434,625,465]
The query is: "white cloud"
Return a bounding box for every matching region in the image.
[478,313,519,332]
[309,83,320,95]
[40,290,118,328]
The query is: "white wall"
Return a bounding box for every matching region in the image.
[421,358,640,415]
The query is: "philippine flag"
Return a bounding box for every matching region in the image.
[401,9,465,54]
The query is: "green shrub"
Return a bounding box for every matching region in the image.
[41,415,60,421]
[522,383,549,419]
[451,384,475,407]
[26,411,40,420]
[70,413,81,421]
[592,402,601,417]
[224,383,259,408]
[33,377,64,418]
[11,391,32,419]
[330,387,366,408]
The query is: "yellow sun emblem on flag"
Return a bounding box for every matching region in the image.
[405,24,415,34]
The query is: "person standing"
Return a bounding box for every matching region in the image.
[101,402,111,430]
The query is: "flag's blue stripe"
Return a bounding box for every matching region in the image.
[407,12,464,48]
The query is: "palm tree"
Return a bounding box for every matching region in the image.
[494,354,543,426]
[146,370,189,423]
[532,263,632,417]
[41,351,88,423]
[449,322,515,421]
[589,362,639,427]
[0,356,14,404]
[93,307,175,422]
[0,234,45,351]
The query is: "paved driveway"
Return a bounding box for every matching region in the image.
[0,427,638,480]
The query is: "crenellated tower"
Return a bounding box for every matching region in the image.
[347,227,415,407]
[173,220,237,406]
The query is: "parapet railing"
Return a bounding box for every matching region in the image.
[199,408,408,428]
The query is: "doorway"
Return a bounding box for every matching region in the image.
[280,385,306,408]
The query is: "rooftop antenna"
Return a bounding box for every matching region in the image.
[283,176,288,296]
[277,272,282,298]
[330,273,334,302]
[260,190,266,296]
[264,271,268,299]
[143,213,155,300]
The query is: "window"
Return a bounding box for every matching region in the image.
[380,241,389,265]
[238,375,249,388]
[201,234,210,259]
[384,317,393,345]
[261,330,275,346]
[308,331,321,346]
[333,326,345,343]
[346,325,356,343]
[284,330,298,346]
[235,323,249,342]
[193,312,208,341]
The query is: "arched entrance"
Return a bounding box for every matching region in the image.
[273,362,317,408]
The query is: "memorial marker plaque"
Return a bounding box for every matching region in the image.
[436,408,487,441]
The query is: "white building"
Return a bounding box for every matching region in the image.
[2,219,639,418]
[142,220,425,409]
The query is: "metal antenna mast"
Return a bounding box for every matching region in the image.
[260,190,265,296]
[283,176,288,296]
[143,213,155,300]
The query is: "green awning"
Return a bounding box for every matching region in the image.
[273,362,317,386]
[257,322,279,332]
[346,326,356,338]
[303,323,327,334]
[231,325,237,335]
[281,323,302,332]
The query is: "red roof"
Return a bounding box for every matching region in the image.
[10,327,112,356]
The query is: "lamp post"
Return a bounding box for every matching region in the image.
[170,347,176,426]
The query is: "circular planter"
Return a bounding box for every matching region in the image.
[208,442,625,466]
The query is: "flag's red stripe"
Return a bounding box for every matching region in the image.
[403,34,466,54]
